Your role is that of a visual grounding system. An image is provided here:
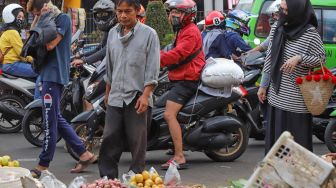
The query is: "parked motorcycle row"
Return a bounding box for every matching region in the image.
[0,38,335,163]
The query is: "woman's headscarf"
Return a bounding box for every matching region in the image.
[270,0,318,93]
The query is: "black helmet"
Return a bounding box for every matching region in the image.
[93,0,116,31]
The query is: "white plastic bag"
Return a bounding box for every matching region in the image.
[201,57,244,93]
[68,176,87,188]
[164,163,181,186]
[39,170,66,188]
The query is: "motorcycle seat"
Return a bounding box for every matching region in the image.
[1,72,36,82]
[242,69,261,86]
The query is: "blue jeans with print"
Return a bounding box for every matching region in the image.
[2,62,41,99]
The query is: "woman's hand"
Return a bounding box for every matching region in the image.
[257,87,267,103]
[280,55,302,73]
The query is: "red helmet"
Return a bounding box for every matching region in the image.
[165,0,197,14]
[205,10,225,28]
[165,0,197,26]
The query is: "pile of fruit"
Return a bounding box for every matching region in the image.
[129,170,164,188]
[0,155,20,167]
[80,178,127,188]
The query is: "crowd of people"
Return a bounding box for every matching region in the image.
[0,0,331,181]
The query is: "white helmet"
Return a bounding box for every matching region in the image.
[266,0,281,16]
[2,4,23,24]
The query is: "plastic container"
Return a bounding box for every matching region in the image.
[245,131,335,188]
[0,167,31,188]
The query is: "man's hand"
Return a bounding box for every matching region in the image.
[104,94,108,107]
[135,94,149,114]
[257,87,267,103]
[41,3,49,15]
[280,55,301,73]
[105,84,111,107]
[71,59,84,67]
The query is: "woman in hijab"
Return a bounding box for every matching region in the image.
[257,0,325,152]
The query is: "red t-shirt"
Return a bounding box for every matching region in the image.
[160,23,205,81]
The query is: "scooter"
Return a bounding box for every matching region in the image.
[234,51,331,141]
[68,81,250,162]
[324,104,336,152]
[22,64,95,147]
[233,51,266,140]
[0,30,85,133]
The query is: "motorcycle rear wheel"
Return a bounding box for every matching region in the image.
[0,94,26,133]
[204,121,249,162]
[22,108,62,147]
[67,123,103,161]
[324,119,336,152]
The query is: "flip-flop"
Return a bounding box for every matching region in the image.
[30,168,42,179]
[70,154,97,173]
[161,158,189,170]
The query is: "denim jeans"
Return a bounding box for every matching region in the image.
[2,62,41,99]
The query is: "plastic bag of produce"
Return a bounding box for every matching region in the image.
[200,57,244,97]
[39,170,66,188]
[164,163,181,186]
[81,177,127,188]
[123,167,164,187]
[68,176,87,188]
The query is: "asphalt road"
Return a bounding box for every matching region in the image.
[0,132,330,187]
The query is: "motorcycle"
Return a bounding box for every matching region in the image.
[324,104,336,152]
[0,72,36,133]
[234,51,331,141]
[233,51,266,140]
[0,30,85,133]
[68,78,250,162]
[22,64,95,147]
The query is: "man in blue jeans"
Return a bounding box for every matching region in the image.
[28,0,95,178]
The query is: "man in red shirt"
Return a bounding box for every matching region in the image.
[160,0,205,170]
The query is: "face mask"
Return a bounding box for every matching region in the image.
[171,15,182,32]
[15,19,26,29]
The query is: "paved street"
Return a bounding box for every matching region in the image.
[0,132,330,187]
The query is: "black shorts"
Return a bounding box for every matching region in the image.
[166,80,199,105]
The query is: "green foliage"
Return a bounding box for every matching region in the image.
[145,1,174,48]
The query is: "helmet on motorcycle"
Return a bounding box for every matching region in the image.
[227,9,250,25]
[266,0,281,16]
[137,4,146,23]
[93,0,117,32]
[2,4,23,24]
[137,4,146,18]
[205,10,225,29]
[266,0,281,25]
[226,10,250,36]
[164,0,197,29]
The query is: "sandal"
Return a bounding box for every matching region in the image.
[70,154,97,173]
[30,168,42,179]
[161,158,189,170]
